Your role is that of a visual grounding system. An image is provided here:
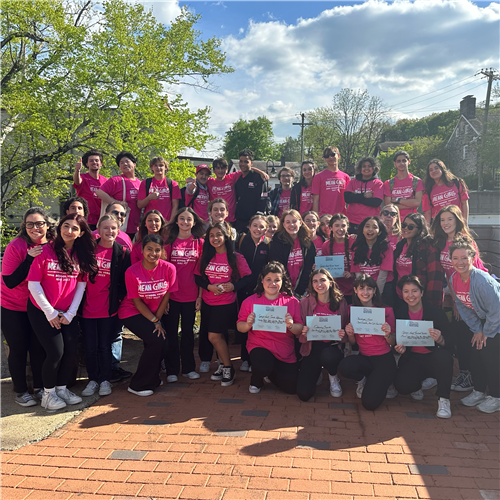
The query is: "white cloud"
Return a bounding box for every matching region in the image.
[140,0,182,25]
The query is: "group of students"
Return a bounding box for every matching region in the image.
[1,147,499,421]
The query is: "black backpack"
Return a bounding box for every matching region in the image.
[178,184,199,209]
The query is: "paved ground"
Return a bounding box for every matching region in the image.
[1,343,499,500]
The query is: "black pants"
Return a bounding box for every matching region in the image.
[470,333,500,398]
[198,301,230,362]
[1,307,45,393]
[122,314,166,392]
[80,316,116,383]
[451,316,474,372]
[164,300,196,376]
[249,347,298,394]
[394,349,453,399]
[296,342,344,402]
[339,351,397,411]
[382,280,395,308]
[27,300,79,389]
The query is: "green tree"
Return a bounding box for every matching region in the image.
[222,116,277,161]
[1,0,232,218]
[276,136,302,163]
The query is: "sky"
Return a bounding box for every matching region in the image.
[138,0,500,157]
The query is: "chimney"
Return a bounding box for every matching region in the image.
[460,95,476,120]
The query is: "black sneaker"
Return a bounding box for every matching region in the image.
[210,364,224,381]
[221,366,235,387]
[110,367,133,383]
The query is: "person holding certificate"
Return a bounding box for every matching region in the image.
[237,262,303,395]
[449,237,500,414]
[269,209,316,298]
[393,276,454,419]
[338,274,397,411]
[297,269,349,401]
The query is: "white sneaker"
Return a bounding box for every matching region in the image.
[56,388,82,405]
[249,385,261,394]
[356,377,366,399]
[99,381,112,396]
[316,372,323,386]
[82,381,99,397]
[240,360,250,372]
[182,371,200,380]
[15,391,37,407]
[386,384,398,399]
[127,387,153,397]
[328,374,342,398]
[476,396,500,414]
[42,391,67,411]
[167,375,178,383]
[436,398,452,419]
[199,361,211,373]
[461,390,487,407]
[422,378,437,391]
[263,376,271,384]
[411,389,424,401]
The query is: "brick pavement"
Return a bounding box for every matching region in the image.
[2,346,499,500]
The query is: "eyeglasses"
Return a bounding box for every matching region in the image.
[324,153,337,158]
[280,174,292,179]
[111,210,127,218]
[382,210,397,217]
[25,221,46,229]
[401,223,417,231]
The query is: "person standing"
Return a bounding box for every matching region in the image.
[291,160,317,215]
[185,164,211,226]
[269,167,295,218]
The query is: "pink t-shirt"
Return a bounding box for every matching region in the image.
[92,229,132,251]
[1,238,38,311]
[312,169,351,216]
[27,243,84,312]
[452,273,474,310]
[82,245,113,318]
[166,236,204,303]
[396,243,413,277]
[300,185,313,214]
[320,236,355,296]
[239,293,302,363]
[387,233,400,251]
[440,240,488,280]
[74,173,108,225]
[345,178,384,224]
[350,246,394,282]
[383,174,424,220]
[277,189,292,218]
[138,178,181,222]
[118,260,178,319]
[313,301,340,344]
[130,242,143,265]
[423,182,469,219]
[196,252,251,306]
[100,175,141,233]
[287,239,304,288]
[207,172,242,222]
[185,185,210,222]
[352,306,395,356]
[313,235,323,256]
[408,308,431,354]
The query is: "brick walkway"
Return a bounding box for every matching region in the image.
[2,346,499,500]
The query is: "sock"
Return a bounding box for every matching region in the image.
[45,387,56,394]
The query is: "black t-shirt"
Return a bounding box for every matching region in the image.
[234,171,264,222]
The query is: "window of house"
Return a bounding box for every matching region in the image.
[465,124,469,134]
[463,145,468,159]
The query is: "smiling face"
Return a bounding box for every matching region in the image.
[99,219,118,244]
[312,273,331,296]
[302,163,314,182]
[381,205,398,229]
[394,154,410,174]
[208,227,226,251]
[451,248,474,275]
[354,284,375,306]
[177,210,194,233]
[262,272,282,297]
[210,202,227,224]
[361,161,375,180]
[150,161,166,178]
[196,169,210,185]
[60,219,82,247]
[319,215,331,238]
[266,221,278,239]
[428,162,443,183]
[280,171,293,190]
[142,241,162,265]
[363,219,380,245]
[119,157,136,177]
[239,156,252,174]
[303,213,319,234]
[324,151,339,171]
[250,219,267,241]
[440,211,457,238]
[86,155,102,173]
[25,214,48,244]
[331,218,348,240]
[283,214,301,237]
[401,217,419,241]
[402,283,423,309]
[213,163,228,180]
[145,213,162,234]
[67,201,85,217]
[109,204,126,226]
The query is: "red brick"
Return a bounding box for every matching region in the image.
[367,444,403,453]
[137,484,183,498]
[167,473,209,486]
[349,452,386,463]
[254,456,291,467]
[417,486,464,499]
[370,462,409,473]
[0,487,32,500]
[143,451,183,462]
[248,477,289,490]
[7,456,49,466]
[88,469,132,482]
[1,476,26,488]
[311,470,350,482]
[292,458,330,470]
[373,484,418,497]
[14,465,58,477]
[312,450,349,461]
[448,466,493,478]
[329,482,373,496]
[155,462,196,473]
[329,460,369,472]
[96,482,142,496]
[387,453,425,464]
[266,492,309,500]
[392,474,431,486]
[43,457,86,468]
[433,476,477,488]
[352,471,391,484]
[207,475,249,488]
[72,449,111,459]
[474,478,500,490]
[193,464,233,475]
[49,467,93,480]
[16,477,63,491]
[179,486,224,499]
[79,459,122,470]
[56,479,103,494]
[34,447,74,457]
[126,471,170,484]
[271,467,310,479]
[25,490,72,499]
[232,465,271,478]
[117,460,159,471]
[1,463,21,474]
[222,489,267,500]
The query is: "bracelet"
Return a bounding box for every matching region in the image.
[151,316,158,323]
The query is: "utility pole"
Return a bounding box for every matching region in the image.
[476,68,499,191]
[293,113,312,163]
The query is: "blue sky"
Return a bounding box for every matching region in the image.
[139,1,500,156]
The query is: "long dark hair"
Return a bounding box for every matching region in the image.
[165,207,205,245]
[298,159,317,187]
[424,159,468,203]
[402,213,431,259]
[308,268,343,312]
[254,261,293,297]
[430,204,474,252]
[137,210,168,242]
[275,209,311,248]
[200,223,239,282]
[18,207,56,245]
[352,273,384,307]
[328,213,350,268]
[53,214,98,282]
[352,216,389,266]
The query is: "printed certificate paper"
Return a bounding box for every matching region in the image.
[350,306,385,335]
[306,315,341,341]
[396,320,434,346]
[253,304,287,333]
[314,255,345,278]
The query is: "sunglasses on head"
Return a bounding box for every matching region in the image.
[401,222,417,231]
[382,210,397,217]
[111,210,127,218]
[324,152,337,158]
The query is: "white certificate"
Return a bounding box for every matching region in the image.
[315,255,345,278]
[396,320,435,346]
[253,304,287,333]
[350,306,386,335]
[306,315,341,341]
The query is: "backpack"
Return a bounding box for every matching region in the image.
[178,184,199,209]
[388,175,420,197]
[145,176,172,197]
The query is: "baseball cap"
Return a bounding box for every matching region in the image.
[196,164,210,174]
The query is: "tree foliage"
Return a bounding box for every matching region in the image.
[276,136,301,163]
[1,0,232,217]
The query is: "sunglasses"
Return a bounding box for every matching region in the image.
[213,165,227,170]
[111,210,127,218]
[25,221,46,229]
[401,223,417,231]
[323,153,337,158]
[382,210,397,217]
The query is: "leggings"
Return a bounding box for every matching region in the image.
[394,349,453,399]
[296,342,344,402]
[164,300,196,376]
[27,300,79,389]
[338,350,397,411]
[1,307,45,393]
[122,314,166,392]
[249,347,298,394]
[451,316,474,372]
[470,333,500,398]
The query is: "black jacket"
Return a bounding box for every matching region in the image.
[269,234,316,296]
[290,183,304,212]
[236,234,270,299]
[343,174,383,208]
